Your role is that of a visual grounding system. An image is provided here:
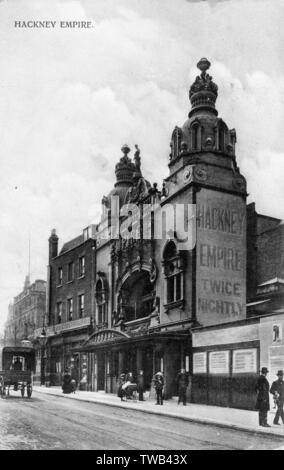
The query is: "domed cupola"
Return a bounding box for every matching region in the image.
[102,145,153,212]
[102,145,136,209]
[115,144,136,186]
[169,59,237,165]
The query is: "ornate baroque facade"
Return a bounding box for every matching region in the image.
[41,59,284,408]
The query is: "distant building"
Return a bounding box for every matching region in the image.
[4,276,46,348]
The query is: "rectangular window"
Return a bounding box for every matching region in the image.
[57,302,62,324]
[58,267,63,285]
[67,262,74,282]
[176,273,181,301]
[78,294,84,318]
[79,256,85,277]
[67,298,73,321]
[167,276,175,304]
[166,272,182,305]
[98,305,104,324]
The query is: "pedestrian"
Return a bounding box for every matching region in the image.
[126,371,133,382]
[62,369,73,394]
[255,367,271,427]
[117,373,126,401]
[154,371,164,405]
[71,378,77,393]
[176,368,189,406]
[270,370,284,425]
[137,370,145,401]
[13,357,23,371]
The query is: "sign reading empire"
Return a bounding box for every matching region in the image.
[196,189,246,326]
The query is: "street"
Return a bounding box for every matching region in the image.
[0,391,283,450]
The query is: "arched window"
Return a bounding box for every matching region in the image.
[218,126,224,151]
[118,271,154,322]
[163,241,184,306]
[191,123,199,150]
[95,276,108,327]
[217,121,227,151]
[171,127,182,159]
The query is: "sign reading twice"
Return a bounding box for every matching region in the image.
[196,189,246,326]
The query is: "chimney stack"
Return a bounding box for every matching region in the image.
[49,229,58,260]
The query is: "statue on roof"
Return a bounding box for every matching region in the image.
[134,144,141,173]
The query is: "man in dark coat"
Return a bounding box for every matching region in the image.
[62,369,73,394]
[13,357,23,371]
[176,368,189,406]
[270,370,284,425]
[255,367,271,427]
[137,370,145,401]
[154,372,164,405]
[117,373,126,401]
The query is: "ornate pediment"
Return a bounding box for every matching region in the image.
[82,329,129,348]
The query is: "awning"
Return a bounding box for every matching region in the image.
[258,278,284,287]
[2,346,35,354]
[73,328,190,352]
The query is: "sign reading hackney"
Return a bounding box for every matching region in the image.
[196,189,246,326]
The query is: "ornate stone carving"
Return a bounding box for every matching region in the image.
[189,58,218,100]
[149,258,158,283]
[183,167,193,183]
[233,176,246,191]
[193,165,207,182]
[134,144,141,172]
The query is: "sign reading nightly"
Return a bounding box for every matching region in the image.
[196,189,246,326]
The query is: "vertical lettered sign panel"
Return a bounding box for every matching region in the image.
[196,189,246,326]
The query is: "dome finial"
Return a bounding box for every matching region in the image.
[188,58,218,116]
[121,144,130,157]
[197,58,211,74]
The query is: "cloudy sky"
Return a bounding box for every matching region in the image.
[0,0,283,331]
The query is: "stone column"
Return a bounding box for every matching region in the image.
[136,348,143,373]
[118,350,125,375]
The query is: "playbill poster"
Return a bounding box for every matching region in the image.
[0,0,284,455]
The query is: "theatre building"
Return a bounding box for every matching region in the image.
[44,58,284,408]
[75,57,248,400]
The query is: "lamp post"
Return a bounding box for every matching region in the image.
[38,327,48,385]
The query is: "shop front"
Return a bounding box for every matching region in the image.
[46,330,89,388]
[191,319,260,410]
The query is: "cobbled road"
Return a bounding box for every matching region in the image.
[0,391,282,450]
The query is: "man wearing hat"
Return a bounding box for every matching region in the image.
[154,372,164,405]
[255,367,271,427]
[270,370,284,425]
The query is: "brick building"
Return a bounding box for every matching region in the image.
[39,228,96,387]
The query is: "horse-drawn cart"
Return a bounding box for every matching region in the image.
[0,346,34,398]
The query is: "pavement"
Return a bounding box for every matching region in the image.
[33,385,284,441]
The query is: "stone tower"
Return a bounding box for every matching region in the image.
[164,58,247,326]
